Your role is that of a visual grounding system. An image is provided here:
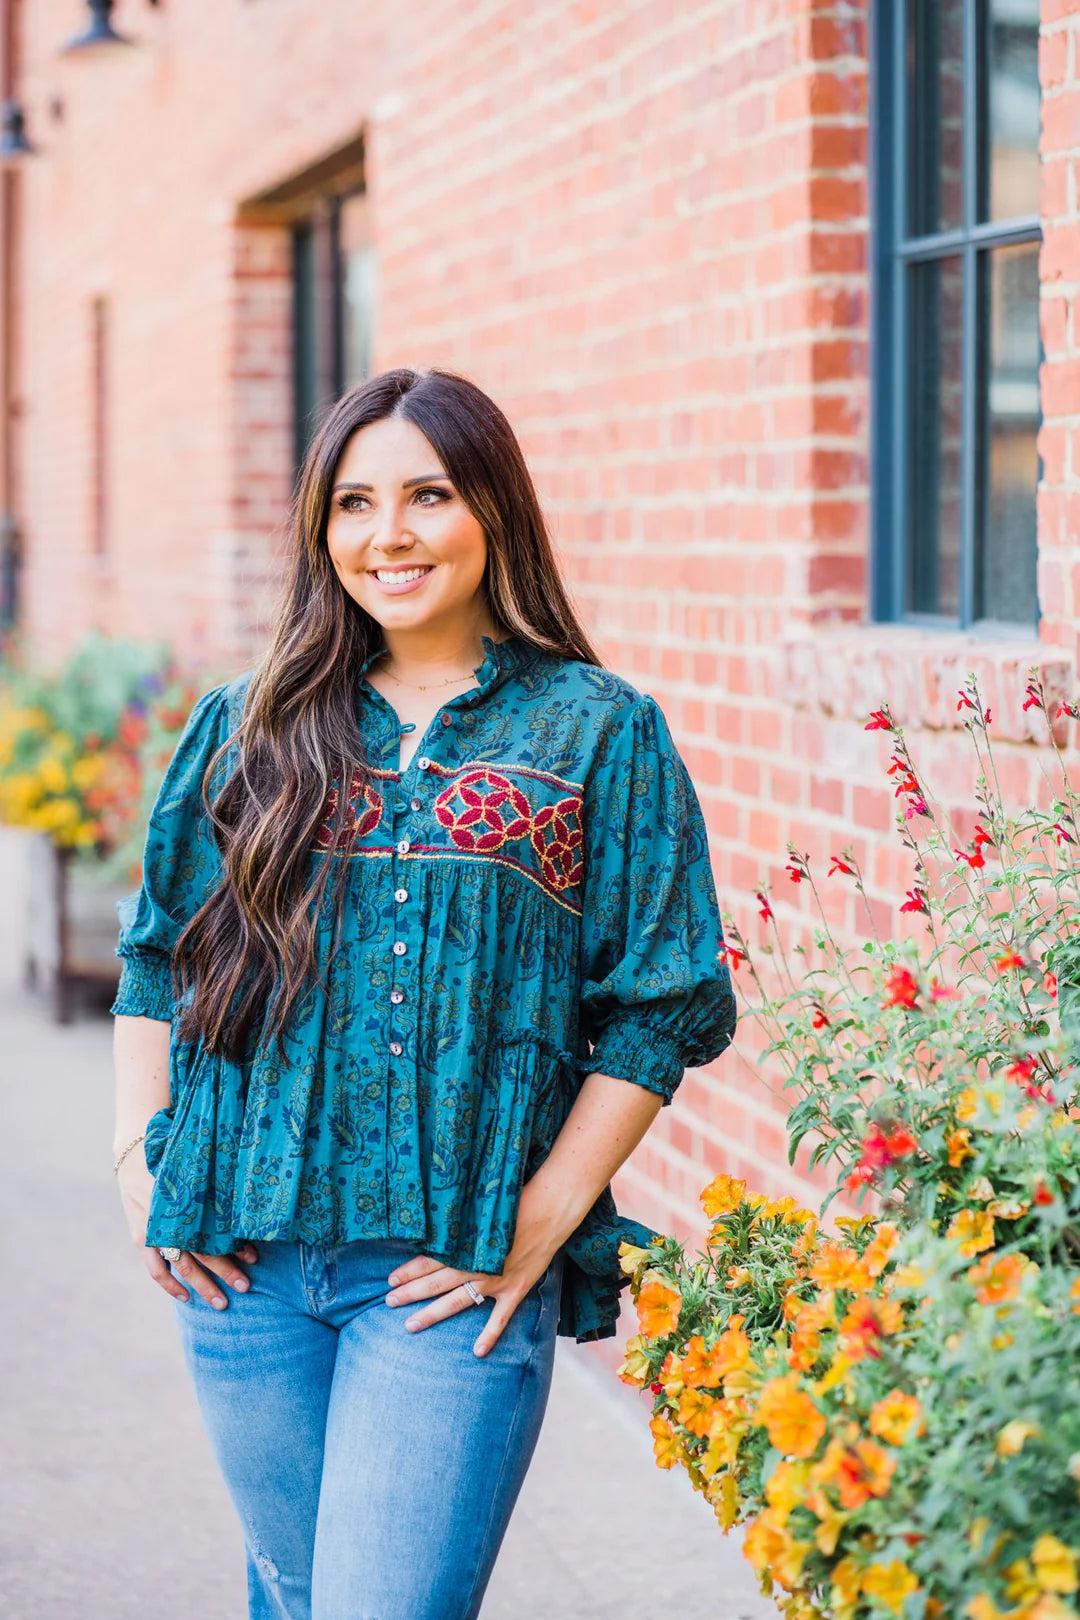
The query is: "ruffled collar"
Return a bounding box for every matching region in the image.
[359,631,539,701]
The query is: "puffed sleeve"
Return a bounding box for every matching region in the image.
[109,682,238,1022]
[577,692,736,1104]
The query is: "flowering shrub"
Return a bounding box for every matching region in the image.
[619,674,1080,1619]
[0,633,204,869]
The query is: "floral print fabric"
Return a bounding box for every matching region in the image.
[111,634,737,1341]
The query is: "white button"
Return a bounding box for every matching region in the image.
[390,989,404,1005]
[392,941,407,957]
[409,797,422,812]
[396,839,410,855]
[416,756,431,771]
[395,888,408,904]
[389,1041,403,1056]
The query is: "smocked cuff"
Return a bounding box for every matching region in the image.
[582,1019,686,1106]
[110,952,175,1022]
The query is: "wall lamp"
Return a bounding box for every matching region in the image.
[61,0,133,54]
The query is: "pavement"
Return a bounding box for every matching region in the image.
[0,984,774,1620]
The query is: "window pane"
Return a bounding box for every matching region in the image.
[338,191,376,389]
[906,0,965,238]
[985,0,1040,222]
[976,240,1040,626]
[906,256,964,617]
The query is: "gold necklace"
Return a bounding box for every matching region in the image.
[381,665,477,692]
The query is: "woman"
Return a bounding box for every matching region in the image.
[111,366,736,1619]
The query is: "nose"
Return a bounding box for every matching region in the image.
[370,503,415,556]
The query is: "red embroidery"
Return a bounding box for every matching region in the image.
[433,768,533,853]
[530,796,585,892]
[314,772,383,850]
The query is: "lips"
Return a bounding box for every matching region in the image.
[368,564,434,596]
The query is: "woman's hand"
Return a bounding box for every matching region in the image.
[383,1176,567,1357]
[116,1153,257,1310]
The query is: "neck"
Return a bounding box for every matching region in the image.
[378,611,503,683]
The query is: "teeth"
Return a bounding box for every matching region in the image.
[375,566,430,584]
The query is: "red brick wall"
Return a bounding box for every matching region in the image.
[12,3,1080,1329]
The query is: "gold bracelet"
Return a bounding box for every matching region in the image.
[113,1131,147,1175]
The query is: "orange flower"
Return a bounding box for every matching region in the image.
[968,1251,1025,1306]
[862,1223,899,1278]
[868,1389,925,1446]
[839,1295,904,1360]
[755,1374,827,1460]
[649,1412,681,1469]
[947,1209,995,1258]
[995,947,1025,973]
[681,1321,751,1387]
[883,965,920,1008]
[636,1278,683,1337]
[676,1386,717,1438]
[809,1241,870,1292]
[701,1173,747,1219]
[814,1435,896,1510]
[788,1321,823,1373]
[947,1127,973,1168]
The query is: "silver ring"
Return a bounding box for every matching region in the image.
[462,1279,485,1306]
[159,1246,183,1264]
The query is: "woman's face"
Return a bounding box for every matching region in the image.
[325,415,491,639]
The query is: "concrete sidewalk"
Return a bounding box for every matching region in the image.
[0,987,773,1620]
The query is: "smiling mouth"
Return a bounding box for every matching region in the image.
[371,565,433,584]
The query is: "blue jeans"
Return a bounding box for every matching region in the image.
[171,1237,564,1619]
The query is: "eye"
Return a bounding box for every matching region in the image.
[336,492,369,513]
[413,485,452,505]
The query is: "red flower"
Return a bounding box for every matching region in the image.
[930,978,959,1001]
[1034,1179,1055,1207]
[985,708,993,725]
[883,966,919,1009]
[904,797,929,819]
[719,943,745,970]
[900,888,928,915]
[1022,683,1041,713]
[786,864,804,884]
[756,891,773,923]
[649,1380,663,1394]
[957,690,976,712]
[865,709,892,731]
[1053,822,1076,847]
[812,1006,830,1030]
[955,846,986,870]
[972,823,993,849]
[1045,972,1058,999]
[828,855,854,877]
[843,1163,876,1193]
[1005,1055,1038,1085]
[994,948,1025,973]
[1057,701,1080,721]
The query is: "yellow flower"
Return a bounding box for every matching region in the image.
[805,1486,851,1556]
[705,1467,740,1530]
[1031,1536,1078,1596]
[968,1175,996,1201]
[831,1556,864,1620]
[764,1459,810,1526]
[616,1335,650,1387]
[957,1087,981,1123]
[862,1222,899,1278]
[947,1208,995,1258]
[948,1127,974,1167]
[996,1419,1042,1458]
[676,1387,717,1438]
[861,1560,919,1614]
[966,1596,1009,1620]
[701,1173,747,1219]
[649,1412,681,1470]
[868,1389,924,1446]
[617,1242,654,1279]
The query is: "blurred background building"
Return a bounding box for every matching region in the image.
[0,0,1074,1251]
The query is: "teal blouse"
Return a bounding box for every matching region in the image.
[111,634,736,1341]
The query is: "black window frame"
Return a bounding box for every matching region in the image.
[870,0,1043,633]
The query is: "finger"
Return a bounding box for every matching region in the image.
[386,1255,442,1288]
[144,1248,189,1304]
[197,1252,252,1294]
[473,1295,518,1358]
[236,1242,259,1264]
[404,1278,497,1334]
[172,1251,228,1310]
[386,1266,466,1307]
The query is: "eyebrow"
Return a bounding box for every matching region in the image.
[331,473,453,494]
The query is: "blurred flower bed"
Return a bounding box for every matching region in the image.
[0,632,206,881]
[619,674,1080,1620]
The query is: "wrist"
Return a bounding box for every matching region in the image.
[520,1166,597,1248]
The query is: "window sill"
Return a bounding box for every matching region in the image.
[779,622,1073,743]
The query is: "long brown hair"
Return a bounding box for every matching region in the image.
[174,366,602,1059]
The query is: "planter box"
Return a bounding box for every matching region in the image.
[24,835,131,1021]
